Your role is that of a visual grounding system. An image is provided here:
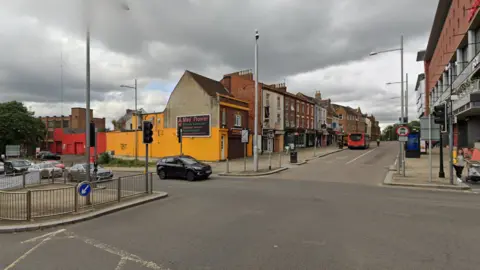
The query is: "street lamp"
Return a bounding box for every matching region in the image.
[85,1,130,183]
[370,35,404,176]
[253,30,259,172]
[386,73,409,124]
[121,79,138,161]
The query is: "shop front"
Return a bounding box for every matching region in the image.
[306,130,316,147]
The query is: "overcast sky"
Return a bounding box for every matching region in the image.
[0,0,437,130]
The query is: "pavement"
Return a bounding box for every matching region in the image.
[104,145,343,176]
[2,141,480,269]
[386,147,471,191]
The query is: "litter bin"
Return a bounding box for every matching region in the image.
[290,151,298,163]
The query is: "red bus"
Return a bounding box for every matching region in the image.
[348,133,370,149]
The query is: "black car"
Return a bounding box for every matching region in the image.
[3,160,31,175]
[39,151,61,161]
[156,155,212,181]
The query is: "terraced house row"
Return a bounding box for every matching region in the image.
[42,70,380,162]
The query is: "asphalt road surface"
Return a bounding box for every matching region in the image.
[1,142,480,270]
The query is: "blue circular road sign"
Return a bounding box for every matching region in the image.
[78,181,92,197]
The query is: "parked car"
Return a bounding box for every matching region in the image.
[66,163,114,182]
[38,151,61,160]
[43,160,65,170]
[156,155,212,181]
[3,160,31,175]
[0,162,4,174]
[36,151,50,159]
[28,162,63,179]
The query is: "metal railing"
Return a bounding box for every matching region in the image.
[0,171,42,191]
[0,173,154,221]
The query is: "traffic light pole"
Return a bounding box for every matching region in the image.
[448,68,454,184]
[439,126,445,178]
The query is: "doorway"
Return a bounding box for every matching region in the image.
[221,135,226,160]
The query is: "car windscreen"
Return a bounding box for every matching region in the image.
[11,161,28,167]
[179,157,199,165]
[349,134,363,141]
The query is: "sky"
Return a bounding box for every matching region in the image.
[0,0,438,130]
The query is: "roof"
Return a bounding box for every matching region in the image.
[333,104,360,116]
[296,93,317,104]
[415,73,426,91]
[424,0,452,62]
[186,70,232,97]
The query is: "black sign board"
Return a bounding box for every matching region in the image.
[176,114,211,137]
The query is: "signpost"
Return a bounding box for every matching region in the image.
[241,129,249,171]
[176,114,211,137]
[396,125,410,176]
[78,181,92,197]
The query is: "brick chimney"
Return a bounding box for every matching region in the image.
[224,69,253,80]
[315,91,321,100]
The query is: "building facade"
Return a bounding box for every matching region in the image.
[333,105,358,134]
[106,70,252,161]
[415,73,426,119]
[418,0,480,147]
[262,84,285,152]
[40,107,105,153]
[297,92,328,146]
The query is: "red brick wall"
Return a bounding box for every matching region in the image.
[426,0,472,110]
[221,75,262,135]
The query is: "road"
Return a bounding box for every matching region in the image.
[1,142,480,270]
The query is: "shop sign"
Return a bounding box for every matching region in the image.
[176,114,211,137]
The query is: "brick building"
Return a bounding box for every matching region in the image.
[40,107,105,152]
[417,0,480,147]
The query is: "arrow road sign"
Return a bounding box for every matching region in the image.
[78,181,92,197]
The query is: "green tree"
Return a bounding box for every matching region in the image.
[0,101,46,154]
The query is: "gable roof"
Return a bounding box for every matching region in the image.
[186,70,232,97]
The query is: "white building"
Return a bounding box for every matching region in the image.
[262,86,284,152]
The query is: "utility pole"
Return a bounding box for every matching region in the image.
[448,64,454,184]
[135,79,138,161]
[85,16,91,184]
[253,30,259,172]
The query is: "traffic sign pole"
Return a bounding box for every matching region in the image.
[396,125,410,177]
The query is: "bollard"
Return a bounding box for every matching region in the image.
[22,172,26,188]
[117,177,122,202]
[74,184,79,212]
[279,152,282,168]
[268,152,272,170]
[226,159,230,173]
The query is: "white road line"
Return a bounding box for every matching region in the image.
[345,149,376,165]
[115,257,128,270]
[7,229,66,270]
[21,229,66,244]
[66,232,168,270]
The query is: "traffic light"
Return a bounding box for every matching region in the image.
[432,104,446,125]
[143,121,153,144]
[177,125,183,143]
[89,122,96,147]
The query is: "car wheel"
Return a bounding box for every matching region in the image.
[186,171,195,181]
[157,169,167,180]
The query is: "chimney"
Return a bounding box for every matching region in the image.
[315,91,321,100]
[328,98,331,107]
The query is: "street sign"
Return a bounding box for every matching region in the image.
[396,125,410,136]
[78,181,92,197]
[398,136,408,142]
[241,129,249,143]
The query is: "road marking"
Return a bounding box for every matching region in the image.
[345,149,376,165]
[21,229,66,244]
[6,229,66,270]
[66,232,168,270]
[115,257,128,270]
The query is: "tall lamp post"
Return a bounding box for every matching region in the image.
[253,30,259,172]
[121,79,138,161]
[84,1,130,183]
[370,35,404,175]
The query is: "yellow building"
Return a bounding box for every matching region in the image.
[107,70,253,161]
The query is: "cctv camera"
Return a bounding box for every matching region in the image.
[255,30,259,39]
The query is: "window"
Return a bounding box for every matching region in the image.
[301,118,304,128]
[48,121,54,128]
[54,121,61,128]
[296,103,299,112]
[296,116,299,127]
[277,96,281,109]
[47,131,54,138]
[221,108,226,126]
[265,93,270,106]
[277,113,281,124]
[235,114,242,127]
[63,120,69,128]
[285,99,289,111]
[338,114,343,120]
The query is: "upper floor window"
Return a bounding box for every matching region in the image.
[277,96,281,109]
[285,99,289,111]
[296,103,299,112]
[48,121,54,128]
[277,113,281,124]
[234,114,242,127]
[221,108,226,126]
[338,114,343,120]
